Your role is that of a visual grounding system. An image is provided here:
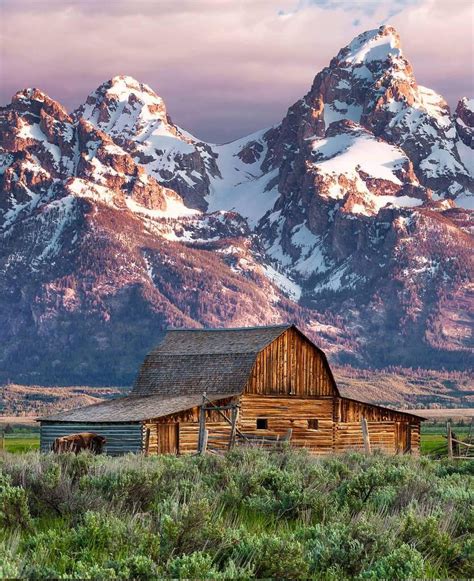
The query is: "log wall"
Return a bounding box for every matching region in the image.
[239,394,334,454]
[244,327,336,397]
[142,396,421,456]
[143,397,235,455]
[334,421,397,454]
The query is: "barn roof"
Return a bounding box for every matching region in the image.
[39,392,237,423]
[131,325,292,398]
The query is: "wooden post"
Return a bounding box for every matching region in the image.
[447,422,453,459]
[200,429,208,455]
[228,405,238,450]
[452,430,460,457]
[198,392,207,453]
[361,417,371,455]
[144,428,151,456]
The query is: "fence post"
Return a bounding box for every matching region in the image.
[447,422,453,459]
[361,417,371,455]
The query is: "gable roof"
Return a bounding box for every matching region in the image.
[131,324,292,398]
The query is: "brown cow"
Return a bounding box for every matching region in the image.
[51,432,106,454]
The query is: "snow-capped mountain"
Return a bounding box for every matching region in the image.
[0,25,472,384]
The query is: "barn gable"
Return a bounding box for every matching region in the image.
[244,326,339,397]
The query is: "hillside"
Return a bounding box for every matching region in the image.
[0,384,125,418]
[0,25,472,385]
[1,366,472,417]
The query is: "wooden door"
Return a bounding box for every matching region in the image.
[396,422,411,454]
[157,424,179,454]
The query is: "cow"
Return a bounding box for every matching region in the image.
[51,432,106,454]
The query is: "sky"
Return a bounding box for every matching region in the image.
[1,0,473,143]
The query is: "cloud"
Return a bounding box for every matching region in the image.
[1,0,472,143]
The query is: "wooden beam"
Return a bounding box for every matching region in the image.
[144,428,150,457]
[202,395,249,442]
[199,429,208,455]
[228,406,238,450]
[361,417,371,455]
[198,393,207,453]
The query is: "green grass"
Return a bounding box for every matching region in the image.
[0,449,473,580]
[420,424,471,456]
[3,436,40,453]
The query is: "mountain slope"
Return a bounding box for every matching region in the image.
[0,25,472,384]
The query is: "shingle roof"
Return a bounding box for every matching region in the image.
[131,325,291,397]
[39,392,237,423]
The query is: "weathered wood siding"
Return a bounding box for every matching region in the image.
[337,398,415,423]
[239,394,334,454]
[239,395,420,456]
[408,422,420,456]
[335,421,397,454]
[244,327,336,397]
[40,422,143,455]
[143,397,236,455]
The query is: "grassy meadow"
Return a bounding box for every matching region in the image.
[0,447,473,580]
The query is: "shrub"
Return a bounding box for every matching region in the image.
[0,450,472,579]
[167,551,218,579]
[0,471,31,529]
[360,543,425,579]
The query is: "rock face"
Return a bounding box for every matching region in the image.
[0,26,473,384]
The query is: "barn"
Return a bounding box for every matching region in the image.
[39,325,423,455]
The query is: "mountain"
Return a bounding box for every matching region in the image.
[0,25,472,385]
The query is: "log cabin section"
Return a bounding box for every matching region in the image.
[39,325,423,455]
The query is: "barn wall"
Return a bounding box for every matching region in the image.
[239,395,421,456]
[337,398,417,423]
[334,398,421,454]
[334,421,397,454]
[244,327,336,397]
[40,422,143,455]
[239,394,334,454]
[143,397,236,455]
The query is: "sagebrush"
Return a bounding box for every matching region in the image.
[0,449,473,579]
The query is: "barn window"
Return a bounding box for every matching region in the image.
[256,418,268,429]
[307,419,319,430]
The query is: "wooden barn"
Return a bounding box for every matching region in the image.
[39,325,423,455]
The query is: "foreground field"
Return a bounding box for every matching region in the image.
[0,449,472,579]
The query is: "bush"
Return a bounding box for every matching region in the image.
[0,450,472,579]
[0,471,31,529]
[360,544,425,579]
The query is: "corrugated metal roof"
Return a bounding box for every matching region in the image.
[131,325,291,397]
[39,392,237,423]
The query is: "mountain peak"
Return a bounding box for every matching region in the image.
[74,75,168,141]
[10,87,70,122]
[334,25,402,68]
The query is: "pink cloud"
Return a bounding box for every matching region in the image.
[1,0,472,143]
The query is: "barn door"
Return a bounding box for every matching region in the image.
[157,424,179,454]
[396,422,411,454]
